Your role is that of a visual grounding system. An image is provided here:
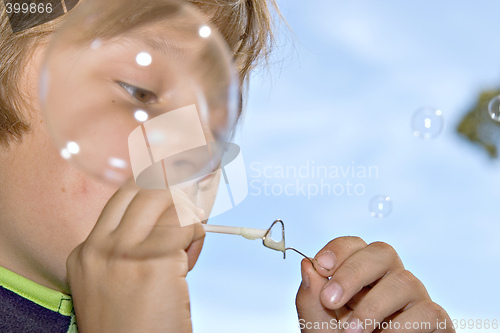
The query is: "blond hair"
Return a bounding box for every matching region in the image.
[0,0,278,145]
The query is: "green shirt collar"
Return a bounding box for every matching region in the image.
[0,265,73,316]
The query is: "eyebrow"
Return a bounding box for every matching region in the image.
[106,31,209,65]
[136,35,181,57]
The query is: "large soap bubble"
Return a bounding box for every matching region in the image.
[40,0,240,189]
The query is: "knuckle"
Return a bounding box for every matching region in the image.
[136,188,171,204]
[156,209,180,227]
[107,245,127,260]
[78,243,97,263]
[429,302,447,321]
[422,300,446,321]
[120,185,140,197]
[370,241,396,256]
[344,236,367,246]
[370,241,402,265]
[67,242,99,273]
[356,299,383,320]
[345,235,364,243]
[112,186,140,203]
[334,236,367,250]
[393,269,419,288]
[340,259,366,278]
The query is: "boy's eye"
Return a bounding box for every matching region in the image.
[118,82,158,104]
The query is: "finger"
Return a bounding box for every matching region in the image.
[378,300,455,333]
[137,206,205,258]
[111,188,174,244]
[112,186,203,245]
[89,178,141,237]
[185,223,205,271]
[320,242,404,310]
[296,258,339,332]
[312,236,368,277]
[343,269,430,332]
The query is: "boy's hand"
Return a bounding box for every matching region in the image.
[296,237,455,333]
[66,180,205,333]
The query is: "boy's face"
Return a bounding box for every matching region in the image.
[0,39,221,293]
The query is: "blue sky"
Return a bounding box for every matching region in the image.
[187,1,500,332]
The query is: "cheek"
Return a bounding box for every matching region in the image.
[13,118,118,234]
[0,116,118,291]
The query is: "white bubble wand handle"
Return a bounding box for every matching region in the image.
[202,224,268,240]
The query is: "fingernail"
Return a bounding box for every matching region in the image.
[316,251,336,270]
[300,266,310,289]
[322,282,343,304]
[345,317,363,333]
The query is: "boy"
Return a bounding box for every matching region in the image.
[0,0,455,332]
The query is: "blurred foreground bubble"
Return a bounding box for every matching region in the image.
[488,95,500,122]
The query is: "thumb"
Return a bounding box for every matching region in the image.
[296,259,338,332]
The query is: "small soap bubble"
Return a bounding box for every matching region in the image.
[411,107,443,139]
[488,95,500,122]
[369,195,392,218]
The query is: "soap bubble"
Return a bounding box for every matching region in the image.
[411,107,444,139]
[488,95,500,122]
[40,0,239,188]
[369,195,392,218]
